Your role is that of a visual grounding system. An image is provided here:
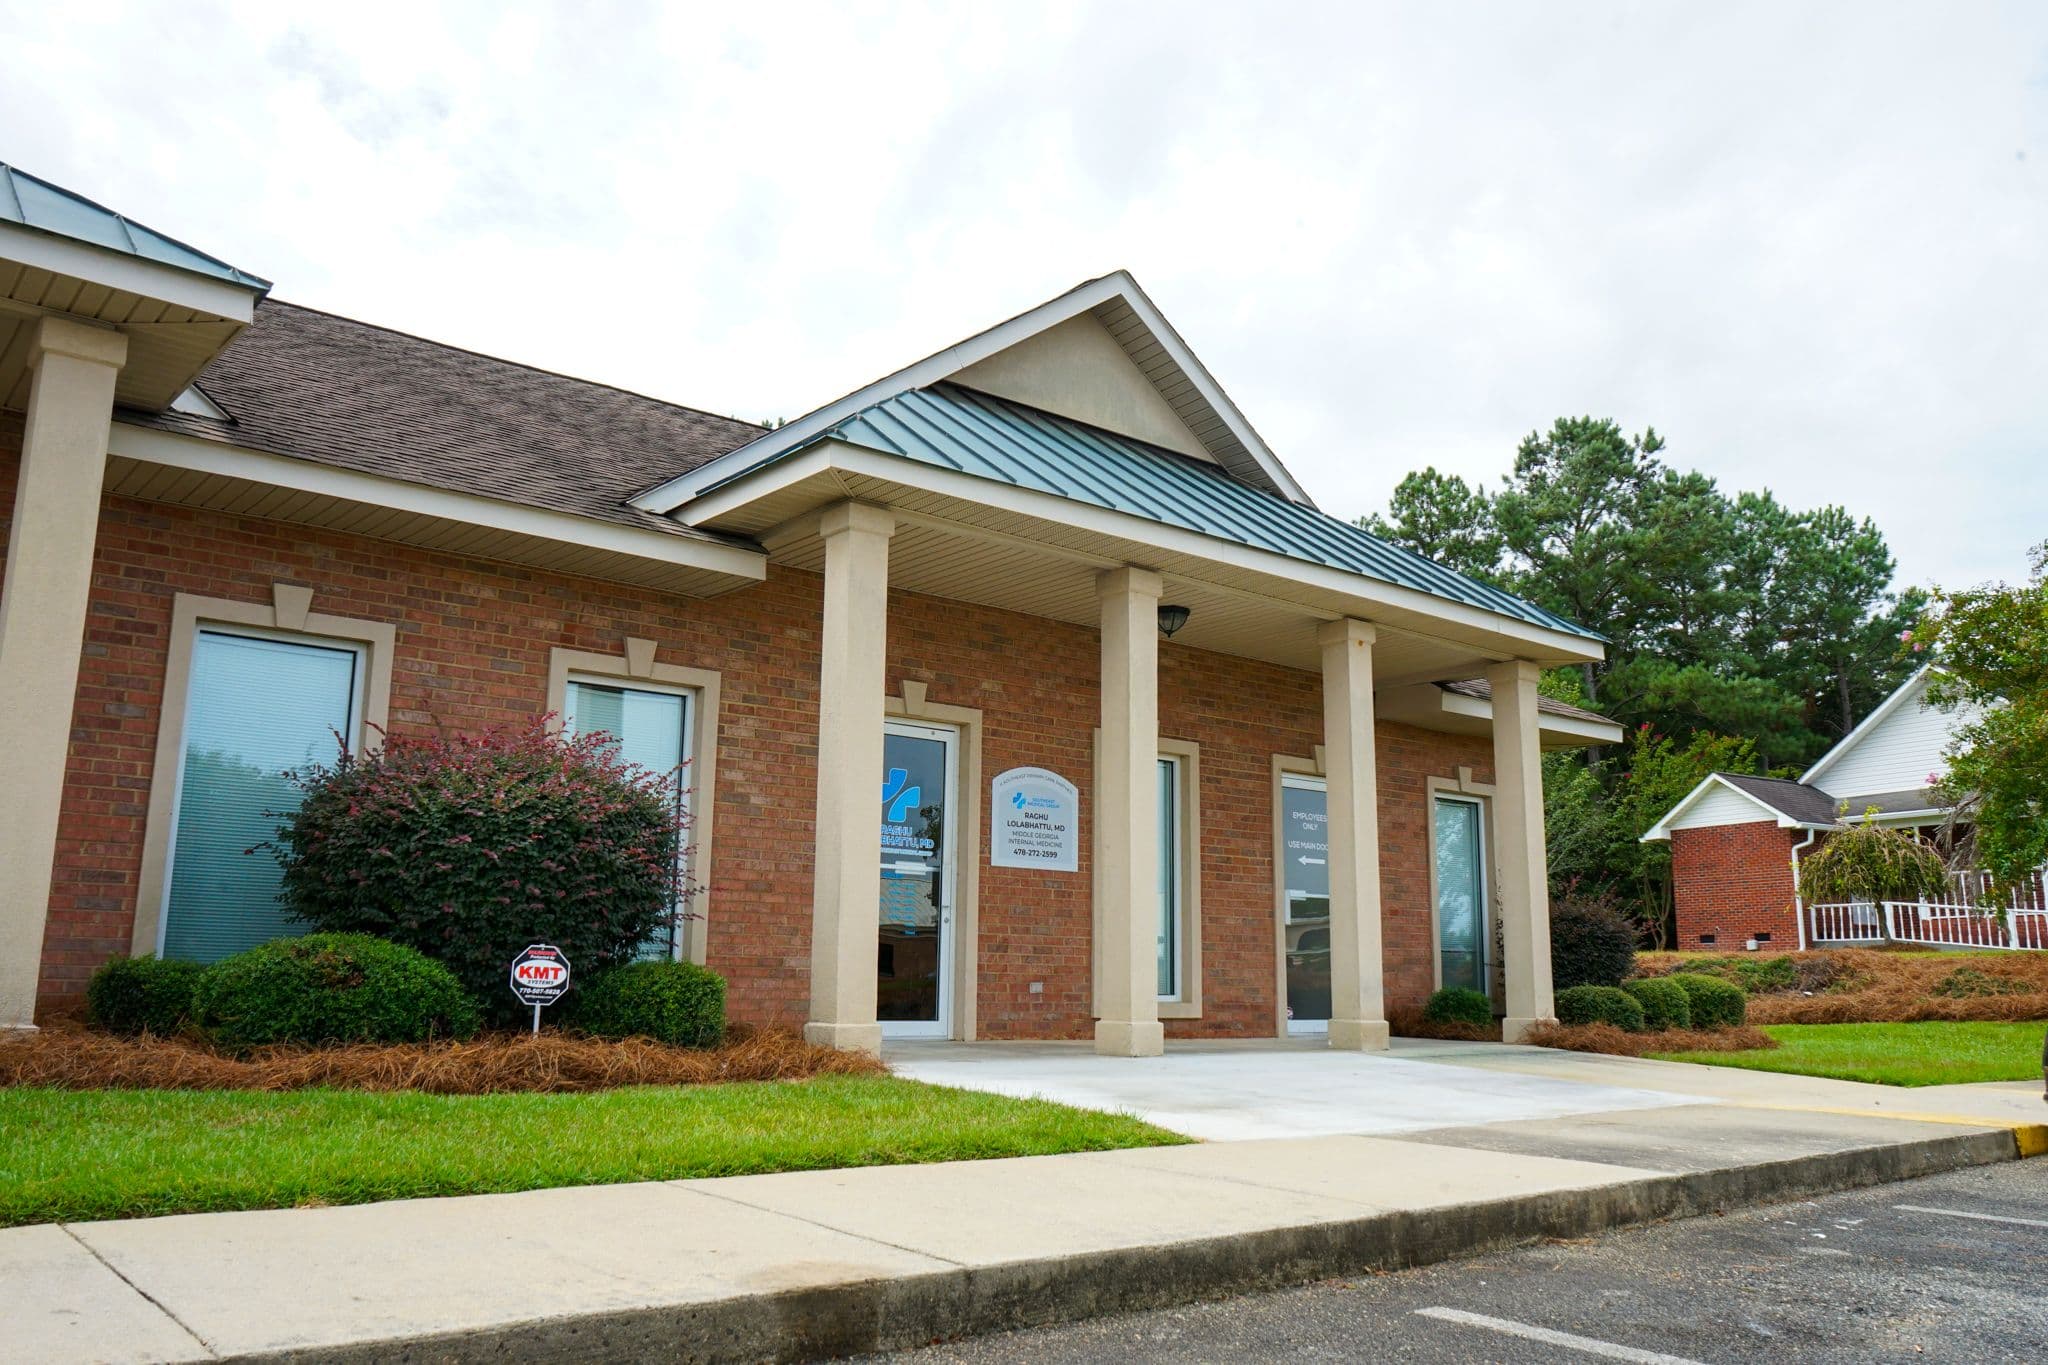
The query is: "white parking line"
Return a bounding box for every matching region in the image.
[1414,1307,1707,1363]
[1894,1204,2048,1229]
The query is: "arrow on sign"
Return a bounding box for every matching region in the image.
[1298,856,1326,866]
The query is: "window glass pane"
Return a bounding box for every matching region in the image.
[1281,777,1331,1024]
[1157,757,1178,998]
[161,632,358,963]
[1435,797,1487,995]
[566,680,691,958]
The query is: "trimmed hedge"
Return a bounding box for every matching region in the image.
[191,934,482,1049]
[85,956,204,1037]
[1550,899,1638,990]
[1622,976,1693,1031]
[1555,984,1645,1032]
[1423,987,1493,1028]
[575,961,726,1048]
[1667,972,1747,1030]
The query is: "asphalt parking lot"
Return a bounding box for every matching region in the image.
[864,1157,2047,1363]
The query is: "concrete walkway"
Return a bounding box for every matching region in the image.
[9,1045,2044,1364]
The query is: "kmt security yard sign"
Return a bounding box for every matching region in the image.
[509,943,571,1031]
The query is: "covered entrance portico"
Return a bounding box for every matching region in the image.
[631,275,1615,1057]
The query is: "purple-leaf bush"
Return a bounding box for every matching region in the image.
[270,719,687,1023]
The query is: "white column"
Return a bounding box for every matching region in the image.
[1094,566,1164,1057]
[803,502,894,1055]
[0,317,127,1031]
[1487,658,1555,1041]
[1319,619,1388,1051]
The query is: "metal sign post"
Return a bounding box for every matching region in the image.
[508,943,571,1034]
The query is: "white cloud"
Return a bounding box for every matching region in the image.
[3,0,2041,588]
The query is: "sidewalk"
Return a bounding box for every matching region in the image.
[9,1050,2044,1365]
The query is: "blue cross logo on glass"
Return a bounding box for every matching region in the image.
[882,768,921,823]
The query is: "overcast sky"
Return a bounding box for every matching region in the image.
[7,2,2043,591]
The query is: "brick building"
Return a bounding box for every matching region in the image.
[0,163,1620,1053]
[1642,667,1989,950]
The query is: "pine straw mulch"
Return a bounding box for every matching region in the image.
[1386,1008,1502,1043]
[1523,1021,1779,1057]
[1637,948,2048,1025]
[0,1021,884,1094]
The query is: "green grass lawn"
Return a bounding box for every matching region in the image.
[1652,1021,2048,1087]
[0,1075,1184,1227]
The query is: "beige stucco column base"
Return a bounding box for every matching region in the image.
[1487,658,1556,1045]
[1319,619,1389,1052]
[803,1021,884,1056]
[1093,566,1165,1059]
[1327,1018,1391,1051]
[0,317,128,1030]
[804,502,895,1054]
[1093,1019,1166,1057]
[1500,1016,1552,1044]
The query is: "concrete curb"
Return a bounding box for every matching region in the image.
[224,1127,2029,1364]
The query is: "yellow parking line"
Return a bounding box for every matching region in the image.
[1722,1101,2048,1155]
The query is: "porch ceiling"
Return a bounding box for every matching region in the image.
[761,489,1542,685]
[0,221,263,413]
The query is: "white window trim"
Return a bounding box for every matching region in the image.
[132,586,396,956]
[546,642,722,966]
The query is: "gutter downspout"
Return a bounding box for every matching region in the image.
[1790,828,1821,951]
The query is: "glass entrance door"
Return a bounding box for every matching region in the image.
[1434,795,1489,996]
[1280,774,1331,1034]
[879,720,957,1038]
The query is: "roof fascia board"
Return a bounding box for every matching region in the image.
[0,221,263,322]
[1105,271,1312,505]
[1417,683,1625,746]
[633,270,1312,512]
[1800,663,1937,787]
[632,276,1128,512]
[107,423,767,583]
[692,437,1604,663]
[1641,772,1831,842]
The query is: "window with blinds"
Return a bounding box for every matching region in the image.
[563,678,692,959]
[160,630,362,962]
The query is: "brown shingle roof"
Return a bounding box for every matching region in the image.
[1719,773,1842,826]
[120,300,764,543]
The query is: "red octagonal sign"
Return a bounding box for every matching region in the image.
[509,943,572,1007]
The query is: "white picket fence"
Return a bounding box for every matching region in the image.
[1807,868,2048,951]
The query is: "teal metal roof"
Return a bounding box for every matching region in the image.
[745,382,1600,642]
[0,163,270,292]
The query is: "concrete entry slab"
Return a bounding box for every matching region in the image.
[886,1038,1699,1140]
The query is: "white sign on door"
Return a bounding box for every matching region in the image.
[990,766,1079,872]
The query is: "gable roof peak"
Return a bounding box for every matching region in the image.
[631,271,1314,514]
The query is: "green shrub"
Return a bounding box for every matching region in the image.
[85,956,204,1036]
[575,961,726,1047]
[1556,984,1646,1032]
[1550,896,1638,990]
[1667,972,1747,1030]
[269,721,688,1024]
[191,934,482,1049]
[1423,987,1493,1027]
[1678,954,1798,996]
[1622,976,1693,1031]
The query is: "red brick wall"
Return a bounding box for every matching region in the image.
[1670,822,1800,948]
[4,424,1499,1034]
